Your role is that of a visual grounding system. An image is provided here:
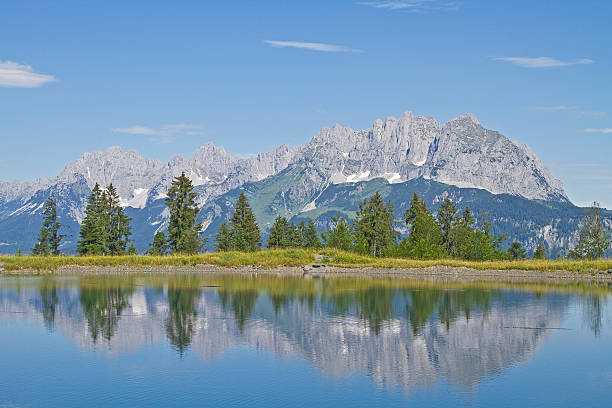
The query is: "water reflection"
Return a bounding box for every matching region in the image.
[1,275,610,393]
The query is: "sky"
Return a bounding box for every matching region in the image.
[1,0,611,208]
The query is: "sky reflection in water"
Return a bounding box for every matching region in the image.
[1,275,611,407]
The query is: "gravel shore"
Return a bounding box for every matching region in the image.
[4,264,612,284]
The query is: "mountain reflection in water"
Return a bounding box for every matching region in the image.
[1,275,609,394]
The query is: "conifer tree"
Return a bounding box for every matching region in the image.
[267,216,289,249]
[354,192,396,257]
[215,222,233,252]
[304,219,321,248]
[437,197,458,255]
[32,196,66,256]
[165,172,203,254]
[103,184,132,255]
[568,202,611,259]
[322,215,355,251]
[402,193,445,259]
[286,222,302,248]
[533,242,547,259]
[77,184,106,255]
[229,193,261,251]
[147,231,169,255]
[509,241,527,260]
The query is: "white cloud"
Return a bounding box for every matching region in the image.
[111,124,203,143]
[584,128,612,134]
[264,40,363,53]
[531,105,576,112]
[493,57,594,68]
[358,0,458,12]
[0,60,56,88]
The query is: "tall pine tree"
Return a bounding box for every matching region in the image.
[229,193,261,252]
[354,192,396,257]
[304,219,321,248]
[267,216,289,249]
[32,196,66,256]
[568,202,611,259]
[165,172,204,254]
[437,197,458,255]
[77,184,106,255]
[402,193,445,259]
[322,216,355,251]
[103,184,132,255]
[215,222,233,252]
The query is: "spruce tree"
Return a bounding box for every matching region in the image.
[287,222,303,248]
[354,192,396,257]
[509,241,527,260]
[402,193,445,259]
[229,193,261,252]
[437,197,458,255]
[267,216,289,248]
[77,184,106,255]
[568,202,611,259]
[304,219,321,248]
[147,231,169,255]
[103,184,132,255]
[165,172,203,254]
[533,242,547,259]
[215,222,233,252]
[322,215,355,251]
[32,196,66,256]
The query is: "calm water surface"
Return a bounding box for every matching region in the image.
[1,274,611,407]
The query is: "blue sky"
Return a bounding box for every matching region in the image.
[1,0,611,208]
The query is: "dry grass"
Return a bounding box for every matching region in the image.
[0,248,610,273]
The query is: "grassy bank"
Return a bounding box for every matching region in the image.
[1,249,611,273]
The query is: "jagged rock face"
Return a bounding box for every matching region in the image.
[422,115,566,200]
[0,110,566,208]
[0,109,579,253]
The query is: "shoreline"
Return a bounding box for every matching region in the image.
[3,263,612,284]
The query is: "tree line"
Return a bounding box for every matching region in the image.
[30,173,611,260]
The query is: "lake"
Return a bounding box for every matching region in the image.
[1,273,611,407]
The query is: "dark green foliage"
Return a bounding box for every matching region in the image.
[509,241,527,260]
[568,202,611,260]
[437,197,458,254]
[453,210,506,261]
[127,241,138,255]
[322,216,355,251]
[215,222,233,252]
[77,183,133,256]
[147,231,169,255]
[267,216,289,248]
[287,222,303,248]
[304,219,321,248]
[77,184,106,256]
[103,184,132,255]
[354,192,397,257]
[228,193,261,252]
[165,172,204,254]
[32,197,66,256]
[402,193,445,259]
[533,242,547,259]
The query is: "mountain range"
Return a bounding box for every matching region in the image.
[1,110,610,255]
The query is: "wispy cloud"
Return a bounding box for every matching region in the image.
[358,0,459,12]
[264,40,363,53]
[531,105,576,112]
[584,128,612,134]
[111,124,203,143]
[493,57,594,68]
[0,60,56,88]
